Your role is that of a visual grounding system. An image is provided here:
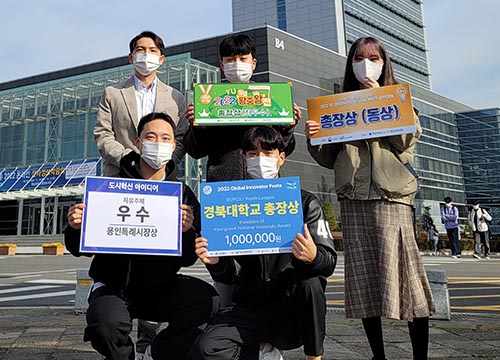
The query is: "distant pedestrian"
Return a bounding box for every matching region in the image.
[440,197,461,258]
[468,200,492,259]
[427,224,439,255]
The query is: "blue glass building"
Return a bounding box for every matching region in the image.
[456,108,500,234]
[232,0,430,88]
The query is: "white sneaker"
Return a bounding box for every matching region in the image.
[451,255,457,259]
[136,345,152,360]
[485,256,491,260]
[473,254,481,260]
[259,343,284,360]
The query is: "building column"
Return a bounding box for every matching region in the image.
[39,196,45,235]
[52,196,58,235]
[17,199,24,236]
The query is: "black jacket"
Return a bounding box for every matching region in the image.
[206,189,337,304]
[64,152,201,295]
[183,125,295,182]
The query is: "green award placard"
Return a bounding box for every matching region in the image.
[193,82,294,126]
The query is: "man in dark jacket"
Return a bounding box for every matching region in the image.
[183,34,300,182]
[183,34,301,314]
[65,112,219,360]
[190,126,337,360]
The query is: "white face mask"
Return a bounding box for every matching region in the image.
[223,62,253,83]
[446,202,453,208]
[473,204,480,210]
[133,53,161,76]
[246,156,279,179]
[352,58,383,83]
[140,141,173,169]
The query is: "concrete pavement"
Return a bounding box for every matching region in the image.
[0,307,499,359]
[2,249,499,358]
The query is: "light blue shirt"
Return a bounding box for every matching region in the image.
[440,205,459,229]
[133,75,158,122]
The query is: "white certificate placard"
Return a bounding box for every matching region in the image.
[80,176,182,256]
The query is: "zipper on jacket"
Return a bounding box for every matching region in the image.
[263,255,270,283]
[124,259,132,289]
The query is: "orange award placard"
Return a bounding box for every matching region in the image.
[307,83,415,145]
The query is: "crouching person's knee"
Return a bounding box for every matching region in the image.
[84,316,133,359]
[188,327,240,360]
[188,333,207,360]
[84,288,133,357]
[84,316,131,345]
[294,276,326,298]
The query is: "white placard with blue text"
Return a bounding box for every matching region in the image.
[201,177,303,256]
[80,176,182,256]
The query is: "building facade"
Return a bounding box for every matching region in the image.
[1,25,496,240]
[232,0,431,88]
[166,26,474,229]
[456,108,500,234]
[0,54,219,236]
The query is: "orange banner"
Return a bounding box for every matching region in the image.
[307,83,415,145]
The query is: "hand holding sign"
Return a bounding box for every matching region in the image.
[361,75,380,90]
[185,103,195,125]
[181,204,194,232]
[68,203,85,230]
[195,237,219,265]
[293,103,302,125]
[292,224,317,263]
[305,120,320,138]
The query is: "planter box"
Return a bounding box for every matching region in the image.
[43,246,64,256]
[0,246,16,256]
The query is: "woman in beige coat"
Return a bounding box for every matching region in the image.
[306,37,435,360]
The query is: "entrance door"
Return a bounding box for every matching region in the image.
[57,203,73,234]
[28,205,41,235]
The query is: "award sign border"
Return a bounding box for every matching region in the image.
[80,176,183,256]
[193,82,295,126]
[200,176,304,256]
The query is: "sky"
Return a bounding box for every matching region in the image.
[0,0,498,109]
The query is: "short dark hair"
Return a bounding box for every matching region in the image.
[444,196,453,204]
[473,200,480,205]
[129,31,165,56]
[242,126,284,153]
[137,112,176,136]
[219,34,256,59]
[343,37,398,92]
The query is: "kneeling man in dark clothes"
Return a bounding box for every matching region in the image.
[65,112,219,360]
[190,126,337,360]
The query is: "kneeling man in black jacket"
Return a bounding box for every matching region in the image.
[191,126,337,360]
[65,112,219,360]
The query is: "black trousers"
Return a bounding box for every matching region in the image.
[189,274,327,359]
[446,228,461,255]
[84,275,219,360]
